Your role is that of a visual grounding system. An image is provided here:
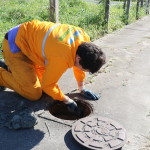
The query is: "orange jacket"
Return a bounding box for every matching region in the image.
[15,20,90,101]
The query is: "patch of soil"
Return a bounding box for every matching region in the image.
[49,99,93,120]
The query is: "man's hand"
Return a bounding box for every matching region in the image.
[77,82,100,100]
[63,96,82,116]
[66,100,78,113]
[80,89,100,100]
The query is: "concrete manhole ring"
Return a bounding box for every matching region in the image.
[72,116,127,150]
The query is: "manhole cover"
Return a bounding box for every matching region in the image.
[72,116,127,150]
[49,100,93,120]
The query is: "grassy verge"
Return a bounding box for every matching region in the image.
[0,0,49,44]
[0,0,148,51]
[59,0,106,41]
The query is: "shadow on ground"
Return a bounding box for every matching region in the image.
[0,91,51,150]
[0,90,54,113]
[0,90,93,150]
[0,127,44,150]
[64,130,88,150]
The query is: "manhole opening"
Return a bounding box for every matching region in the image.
[49,99,93,120]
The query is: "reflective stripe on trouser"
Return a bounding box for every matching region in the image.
[0,39,42,101]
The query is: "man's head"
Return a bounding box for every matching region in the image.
[75,42,106,74]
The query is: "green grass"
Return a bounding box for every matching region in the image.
[0,0,49,37]
[0,0,148,51]
[109,3,125,32]
[59,0,105,41]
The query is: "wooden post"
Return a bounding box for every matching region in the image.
[50,0,59,23]
[145,0,150,14]
[136,0,140,19]
[140,0,144,7]
[104,0,110,32]
[126,0,131,24]
[123,0,127,9]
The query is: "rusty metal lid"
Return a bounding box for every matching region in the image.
[72,116,127,150]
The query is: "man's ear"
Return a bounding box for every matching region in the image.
[76,55,81,61]
[75,55,81,66]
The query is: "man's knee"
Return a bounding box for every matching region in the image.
[24,88,42,101]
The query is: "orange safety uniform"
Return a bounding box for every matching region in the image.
[0,20,90,101]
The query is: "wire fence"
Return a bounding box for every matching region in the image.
[50,0,150,32]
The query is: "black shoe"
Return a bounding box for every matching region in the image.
[0,59,8,91]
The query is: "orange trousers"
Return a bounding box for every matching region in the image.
[0,39,45,101]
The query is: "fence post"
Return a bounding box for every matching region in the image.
[136,0,140,19]
[123,0,127,9]
[50,0,59,23]
[145,0,150,14]
[141,0,144,7]
[104,0,110,32]
[126,0,131,24]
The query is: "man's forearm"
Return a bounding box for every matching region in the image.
[63,81,85,103]
[63,95,72,104]
[77,81,85,92]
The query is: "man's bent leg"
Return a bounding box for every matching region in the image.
[0,39,42,101]
[34,64,45,84]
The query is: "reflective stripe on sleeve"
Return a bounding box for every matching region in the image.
[42,23,60,64]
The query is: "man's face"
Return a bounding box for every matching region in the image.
[75,55,89,72]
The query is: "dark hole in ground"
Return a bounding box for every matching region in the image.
[49,99,93,120]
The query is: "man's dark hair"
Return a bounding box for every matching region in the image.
[76,42,106,74]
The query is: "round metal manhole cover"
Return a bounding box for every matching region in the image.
[72,116,127,150]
